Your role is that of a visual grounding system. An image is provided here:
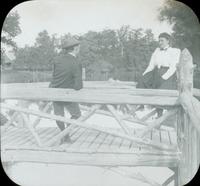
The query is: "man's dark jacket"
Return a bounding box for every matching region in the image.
[50,52,83,90]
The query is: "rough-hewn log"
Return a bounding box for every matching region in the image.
[1,149,179,167]
[1,143,180,156]
[1,81,136,90]
[177,48,194,94]
[177,48,200,185]
[2,82,200,97]
[1,87,179,106]
[179,92,200,133]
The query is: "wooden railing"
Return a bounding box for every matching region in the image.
[1,49,200,186]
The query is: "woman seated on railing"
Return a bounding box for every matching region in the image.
[136,32,181,117]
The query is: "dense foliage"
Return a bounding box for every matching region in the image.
[13,30,57,70]
[1,11,21,65]
[158,0,200,67]
[13,27,157,81]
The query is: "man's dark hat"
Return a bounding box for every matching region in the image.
[61,37,80,49]
[158,32,171,40]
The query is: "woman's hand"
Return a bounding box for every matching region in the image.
[162,74,168,80]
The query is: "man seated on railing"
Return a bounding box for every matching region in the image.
[49,37,83,143]
[136,32,181,117]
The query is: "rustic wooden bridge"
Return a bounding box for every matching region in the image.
[1,49,200,186]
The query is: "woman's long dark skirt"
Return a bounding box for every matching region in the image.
[137,67,177,90]
[136,67,177,118]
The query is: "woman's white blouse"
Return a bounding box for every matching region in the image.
[143,47,181,80]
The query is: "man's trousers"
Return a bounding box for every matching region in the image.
[53,101,81,131]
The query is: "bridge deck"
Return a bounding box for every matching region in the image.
[1,125,179,167]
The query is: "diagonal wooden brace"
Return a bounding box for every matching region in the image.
[21,113,43,146]
[2,111,19,133]
[107,104,130,134]
[81,105,150,127]
[45,104,102,146]
[32,102,52,128]
[179,92,200,134]
[162,173,175,186]
[80,104,102,122]
[140,109,178,138]
[140,109,157,121]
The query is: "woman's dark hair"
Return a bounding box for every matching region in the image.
[158,32,171,41]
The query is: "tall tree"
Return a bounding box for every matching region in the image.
[1,11,21,64]
[14,30,57,70]
[34,30,56,69]
[1,11,21,49]
[158,0,200,66]
[79,26,157,81]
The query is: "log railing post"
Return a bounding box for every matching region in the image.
[176,48,199,185]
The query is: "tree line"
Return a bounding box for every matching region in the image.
[12,27,157,81]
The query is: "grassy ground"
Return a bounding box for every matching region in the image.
[1,70,52,83]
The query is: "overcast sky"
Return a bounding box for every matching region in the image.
[9,0,172,48]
